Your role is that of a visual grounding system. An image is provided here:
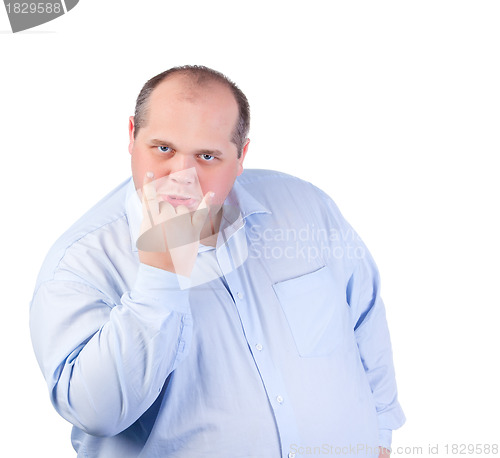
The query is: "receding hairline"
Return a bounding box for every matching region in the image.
[133,65,250,157]
[136,73,238,132]
[150,73,236,109]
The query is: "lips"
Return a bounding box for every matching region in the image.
[163,194,199,208]
[169,194,191,201]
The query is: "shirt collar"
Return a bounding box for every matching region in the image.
[125,175,271,253]
[224,177,272,221]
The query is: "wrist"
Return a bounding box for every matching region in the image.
[138,250,176,273]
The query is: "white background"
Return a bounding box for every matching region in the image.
[1,1,499,456]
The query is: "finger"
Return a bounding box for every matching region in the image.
[192,191,214,227]
[197,191,214,211]
[175,205,190,216]
[141,171,159,223]
[158,200,177,221]
[142,172,158,206]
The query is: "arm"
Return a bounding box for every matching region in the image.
[30,264,192,437]
[317,188,405,447]
[30,172,213,437]
[345,239,406,450]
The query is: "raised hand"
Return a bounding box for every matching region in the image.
[136,171,214,277]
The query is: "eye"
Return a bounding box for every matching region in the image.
[200,154,215,161]
[157,146,172,154]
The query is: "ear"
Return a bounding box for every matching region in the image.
[237,138,250,176]
[128,116,135,155]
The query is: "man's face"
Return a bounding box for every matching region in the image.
[129,76,248,212]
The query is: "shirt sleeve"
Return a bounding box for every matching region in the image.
[29,263,193,437]
[378,429,393,453]
[317,188,405,448]
[345,234,406,448]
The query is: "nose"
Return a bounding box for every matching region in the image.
[167,154,197,185]
[170,168,196,186]
[168,156,199,187]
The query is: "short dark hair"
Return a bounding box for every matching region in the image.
[134,65,250,158]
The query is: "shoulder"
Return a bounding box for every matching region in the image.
[236,168,343,216]
[237,168,310,187]
[34,178,133,288]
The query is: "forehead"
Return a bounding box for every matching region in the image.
[145,75,239,132]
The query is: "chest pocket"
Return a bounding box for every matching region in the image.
[272,265,348,357]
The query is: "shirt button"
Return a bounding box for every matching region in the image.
[255,343,263,351]
[276,395,284,404]
[288,453,296,458]
[236,291,244,299]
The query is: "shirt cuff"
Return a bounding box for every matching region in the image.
[378,429,392,453]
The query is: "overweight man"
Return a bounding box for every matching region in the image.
[30,65,405,458]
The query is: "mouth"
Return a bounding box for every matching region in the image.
[163,194,199,208]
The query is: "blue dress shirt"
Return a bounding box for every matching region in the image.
[30,169,405,457]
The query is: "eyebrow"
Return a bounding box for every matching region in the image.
[150,139,223,157]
